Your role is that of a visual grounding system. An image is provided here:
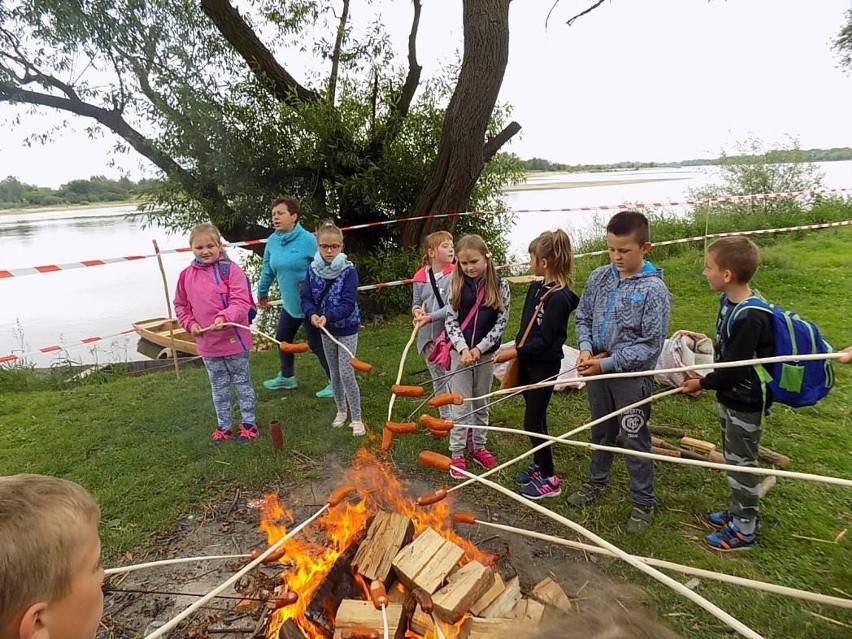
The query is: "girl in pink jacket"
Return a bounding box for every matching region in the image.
[174,223,258,445]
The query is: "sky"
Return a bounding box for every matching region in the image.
[1,0,851,187]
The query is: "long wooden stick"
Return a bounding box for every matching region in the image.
[318,323,356,358]
[388,325,419,422]
[152,239,180,378]
[464,351,848,402]
[144,504,330,639]
[464,518,852,610]
[450,387,683,494]
[453,467,763,639]
[450,423,852,488]
[105,553,251,576]
[211,321,281,345]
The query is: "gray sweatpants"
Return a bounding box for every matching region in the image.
[322,333,362,421]
[720,405,762,534]
[423,341,453,420]
[448,351,494,455]
[586,377,654,508]
[202,351,256,430]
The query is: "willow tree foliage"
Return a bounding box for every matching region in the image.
[0,0,523,251]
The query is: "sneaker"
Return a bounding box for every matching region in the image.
[332,411,348,428]
[705,522,756,551]
[470,448,497,470]
[350,420,367,436]
[449,456,467,479]
[236,423,259,444]
[263,374,297,390]
[626,506,654,533]
[521,475,562,500]
[707,510,733,527]
[514,463,542,485]
[209,428,232,446]
[565,482,605,507]
[315,382,334,398]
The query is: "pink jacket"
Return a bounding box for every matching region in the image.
[174,258,253,357]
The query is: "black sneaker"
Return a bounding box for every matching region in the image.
[514,463,542,485]
[565,482,605,507]
[626,506,654,533]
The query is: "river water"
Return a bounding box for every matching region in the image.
[2,162,850,366]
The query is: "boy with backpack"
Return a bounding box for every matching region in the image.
[682,236,836,550]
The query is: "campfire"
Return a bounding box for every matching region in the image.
[258,450,566,639]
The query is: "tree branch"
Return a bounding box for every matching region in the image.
[565,0,608,27]
[483,120,521,162]
[200,0,320,104]
[327,0,350,104]
[395,0,423,118]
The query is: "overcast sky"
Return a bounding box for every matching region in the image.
[1,0,851,187]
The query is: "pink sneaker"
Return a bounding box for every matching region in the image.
[470,448,497,470]
[449,456,467,479]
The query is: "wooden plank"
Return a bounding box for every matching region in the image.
[511,598,545,624]
[332,599,406,639]
[392,528,465,594]
[409,606,433,636]
[681,436,716,455]
[352,511,414,583]
[470,573,504,615]
[528,577,572,613]
[432,561,494,623]
[463,616,522,639]
[479,575,522,619]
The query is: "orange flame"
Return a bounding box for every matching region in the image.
[262,449,491,638]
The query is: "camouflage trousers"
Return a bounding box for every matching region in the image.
[720,405,763,534]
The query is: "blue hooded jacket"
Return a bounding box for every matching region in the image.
[256,223,317,318]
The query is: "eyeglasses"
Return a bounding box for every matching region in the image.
[319,243,342,250]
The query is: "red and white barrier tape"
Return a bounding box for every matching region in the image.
[0,328,138,365]
[1,187,848,279]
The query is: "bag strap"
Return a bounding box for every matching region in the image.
[459,286,486,332]
[517,287,555,348]
[428,267,445,308]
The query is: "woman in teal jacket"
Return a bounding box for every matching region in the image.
[256,197,332,397]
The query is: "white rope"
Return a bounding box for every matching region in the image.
[453,467,764,638]
[464,351,847,402]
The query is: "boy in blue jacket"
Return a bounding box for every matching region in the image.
[567,211,671,533]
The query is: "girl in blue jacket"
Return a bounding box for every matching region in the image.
[301,221,365,436]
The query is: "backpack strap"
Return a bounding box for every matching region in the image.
[726,293,773,412]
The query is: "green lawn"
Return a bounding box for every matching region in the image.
[1,227,850,638]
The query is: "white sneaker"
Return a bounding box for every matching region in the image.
[331,411,348,428]
[350,420,366,436]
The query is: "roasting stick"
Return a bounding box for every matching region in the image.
[451,513,852,610]
[369,581,389,639]
[144,485,356,639]
[418,456,763,639]
[317,323,373,371]
[449,387,683,495]
[201,322,280,345]
[448,423,852,488]
[463,351,848,402]
[105,554,249,576]
[387,325,420,422]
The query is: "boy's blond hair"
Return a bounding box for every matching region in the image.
[0,475,100,633]
[707,236,760,283]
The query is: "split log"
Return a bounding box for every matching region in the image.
[462,616,522,639]
[305,528,366,637]
[680,436,717,455]
[333,600,405,639]
[392,527,465,594]
[651,446,681,458]
[758,445,791,467]
[651,437,706,461]
[649,425,686,438]
[512,598,546,624]
[432,561,494,623]
[757,475,777,498]
[479,575,522,618]
[352,511,414,583]
[277,619,306,639]
[529,577,571,613]
[408,606,433,636]
[470,573,505,615]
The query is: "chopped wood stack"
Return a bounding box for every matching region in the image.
[326,510,573,639]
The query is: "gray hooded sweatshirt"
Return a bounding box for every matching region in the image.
[576,261,671,374]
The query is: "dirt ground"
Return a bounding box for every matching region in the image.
[100,454,664,639]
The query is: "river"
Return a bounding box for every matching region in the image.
[2,162,850,367]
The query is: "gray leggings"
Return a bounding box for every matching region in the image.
[202,351,256,430]
[322,333,362,420]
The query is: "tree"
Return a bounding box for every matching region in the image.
[834,5,852,72]
[0,0,521,252]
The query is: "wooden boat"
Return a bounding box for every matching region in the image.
[132,317,198,358]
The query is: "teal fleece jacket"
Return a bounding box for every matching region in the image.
[256,223,317,318]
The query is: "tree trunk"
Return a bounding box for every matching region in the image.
[402,0,516,247]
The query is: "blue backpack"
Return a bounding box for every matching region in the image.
[728,295,835,407]
[218,260,258,323]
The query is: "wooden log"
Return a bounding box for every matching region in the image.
[392,527,465,594]
[758,445,791,467]
[649,425,686,438]
[470,573,505,615]
[277,619,306,639]
[462,616,523,639]
[651,445,681,458]
[352,511,414,584]
[384,580,408,605]
[680,436,717,455]
[332,600,406,639]
[512,598,546,624]
[651,437,707,461]
[305,529,366,637]
[757,475,777,498]
[528,577,571,613]
[707,450,725,464]
[479,575,522,619]
[409,606,433,636]
[432,561,494,623]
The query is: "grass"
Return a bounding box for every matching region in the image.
[1,226,851,638]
